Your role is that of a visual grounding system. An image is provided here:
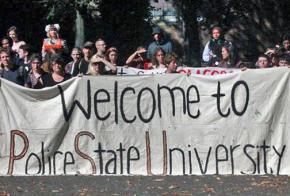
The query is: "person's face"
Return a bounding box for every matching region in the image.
[92,62,100,73]
[2,39,10,49]
[168,59,177,71]
[109,51,118,63]
[71,50,81,62]
[221,47,230,60]
[8,30,17,41]
[258,57,269,68]
[49,29,57,38]
[82,48,92,58]
[279,60,289,67]
[156,51,165,64]
[96,41,106,53]
[153,34,161,41]
[283,40,289,50]
[31,59,41,70]
[0,52,10,67]
[18,49,27,59]
[212,29,221,39]
[271,56,279,66]
[52,61,63,73]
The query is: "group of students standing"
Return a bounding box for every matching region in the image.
[1,24,290,89]
[202,26,290,69]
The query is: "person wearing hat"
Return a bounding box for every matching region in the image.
[73,41,95,75]
[41,24,68,60]
[147,26,173,59]
[87,55,117,76]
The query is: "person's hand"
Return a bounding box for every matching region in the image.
[95,56,103,62]
[137,48,147,54]
[265,48,275,55]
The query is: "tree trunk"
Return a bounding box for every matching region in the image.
[181,0,201,66]
[75,9,85,47]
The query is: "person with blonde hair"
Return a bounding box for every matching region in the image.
[165,53,178,73]
[87,55,117,76]
[87,56,105,76]
[105,47,118,67]
[41,24,68,59]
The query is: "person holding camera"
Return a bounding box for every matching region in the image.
[202,26,234,64]
[280,35,290,55]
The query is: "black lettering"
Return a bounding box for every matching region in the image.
[25,153,41,175]
[127,146,140,174]
[157,85,186,117]
[241,144,256,174]
[273,145,286,175]
[188,145,192,174]
[230,145,240,174]
[137,88,156,123]
[94,89,111,120]
[257,150,261,174]
[114,81,118,124]
[105,150,117,174]
[53,151,63,175]
[231,80,249,116]
[120,87,136,123]
[186,85,200,118]
[169,148,185,174]
[94,143,105,174]
[116,143,126,174]
[59,80,91,121]
[194,147,212,174]
[215,144,228,174]
[41,142,45,175]
[211,82,230,117]
[260,140,271,174]
[64,152,75,175]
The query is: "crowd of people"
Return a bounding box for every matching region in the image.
[0,24,289,89]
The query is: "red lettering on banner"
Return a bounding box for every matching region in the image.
[75,131,96,174]
[203,69,211,75]
[8,130,29,175]
[211,70,219,75]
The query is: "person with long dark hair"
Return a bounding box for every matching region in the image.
[7,26,26,53]
[151,47,166,69]
[209,45,241,68]
[41,55,71,87]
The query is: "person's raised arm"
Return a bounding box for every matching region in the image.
[126,48,147,65]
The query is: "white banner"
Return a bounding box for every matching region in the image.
[117,66,240,76]
[117,67,167,75]
[0,67,290,176]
